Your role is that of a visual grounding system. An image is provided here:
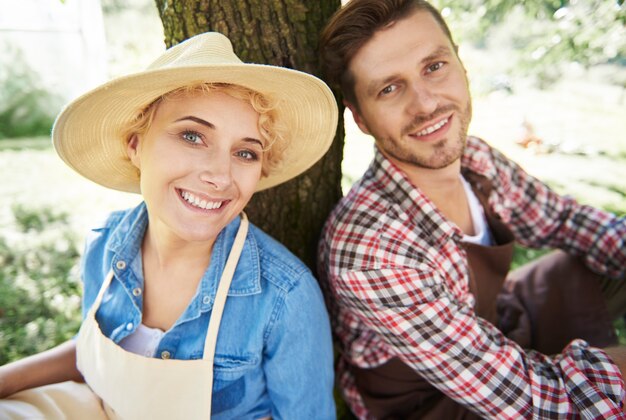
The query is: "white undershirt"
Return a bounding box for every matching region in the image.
[118,323,165,357]
[460,175,493,246]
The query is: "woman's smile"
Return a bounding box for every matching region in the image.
[178,188,229,211]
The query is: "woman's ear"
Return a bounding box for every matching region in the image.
[127,134,141,169]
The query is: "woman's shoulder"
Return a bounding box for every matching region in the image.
[83,203,146,255]
[89,209,131,232]
[247,223,314,291]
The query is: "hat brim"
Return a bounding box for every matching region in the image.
[52,64,338,193]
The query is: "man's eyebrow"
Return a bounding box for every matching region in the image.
[366,75,399,97]
[420,46,452,65]
[365,45,454,97]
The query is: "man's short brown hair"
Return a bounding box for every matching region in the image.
[320,0,456,108]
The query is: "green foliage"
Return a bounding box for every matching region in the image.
[101,0,156,14]
[614,317,626,345]
[511,245,551,271]
[433,0,626,87]
[0,205,82,365]
[12,204,70,233]
[0,46,62,140]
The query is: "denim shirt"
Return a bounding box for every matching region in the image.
[81,202,335,419]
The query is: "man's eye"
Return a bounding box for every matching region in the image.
[181,131,203,144]
[427,62,445,73]
[380,85,396,96]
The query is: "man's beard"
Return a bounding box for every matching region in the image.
[381,101,472,170]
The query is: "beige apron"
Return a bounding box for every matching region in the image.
[76,213,249,420]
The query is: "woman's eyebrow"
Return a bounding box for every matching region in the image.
[243,137,264,148]
[175,115,215,129]
[176,115,263,147]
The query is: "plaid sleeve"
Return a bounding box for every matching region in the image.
[488,144,626,279]
[333,266,625,419]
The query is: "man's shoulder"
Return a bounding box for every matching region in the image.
[321,168,420,274]
[327,174,395,237]
[463,136,495,164]
[462,136,520,178]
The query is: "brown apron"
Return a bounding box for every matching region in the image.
[351,176,616,419]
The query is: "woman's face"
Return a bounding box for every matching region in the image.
[127,91,263,247]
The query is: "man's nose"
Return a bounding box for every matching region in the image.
[405,81,438,116]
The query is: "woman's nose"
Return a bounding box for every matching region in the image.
[199,155,233,190]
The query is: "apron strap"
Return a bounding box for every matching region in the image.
[202,212,249,361]
[89,271,115,316]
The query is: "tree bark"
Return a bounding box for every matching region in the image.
[154,0,343,269]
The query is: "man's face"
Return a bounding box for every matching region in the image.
[348,10,472,170]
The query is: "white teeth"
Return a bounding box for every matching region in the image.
[416,118,448,136]
[181,190,223,210]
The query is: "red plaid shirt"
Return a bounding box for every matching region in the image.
[318,136,626,419]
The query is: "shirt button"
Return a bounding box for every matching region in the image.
[160,351,171,360]
[125,322,133,331]
[116,260,127,270]
[202,295,211,305]
[132,287,142,297]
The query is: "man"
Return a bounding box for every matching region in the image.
[317,0,626,418]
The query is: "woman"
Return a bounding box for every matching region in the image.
[0,32,338,419]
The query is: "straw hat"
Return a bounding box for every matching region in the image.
[52,32,338,193]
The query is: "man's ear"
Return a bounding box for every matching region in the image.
[127,134,141,169]
[344,101,371,136]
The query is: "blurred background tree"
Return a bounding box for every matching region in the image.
[434,0,625,87]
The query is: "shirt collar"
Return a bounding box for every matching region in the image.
[205,214,262,297]
[368,147,463,240]
[460,136,499,180]
[106,202,148,264]
[106,203,261,313]
[367,136,498,241]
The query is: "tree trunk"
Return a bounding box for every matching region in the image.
[154,0,343,270]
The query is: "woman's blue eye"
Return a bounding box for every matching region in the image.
[181,131,202,144]
[236,150,259,161]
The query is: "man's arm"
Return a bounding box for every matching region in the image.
[335,267,625,419]
[604,347,626,410]
[0,340,83,398]
[605,347,626,375]
[483,138,626,279]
